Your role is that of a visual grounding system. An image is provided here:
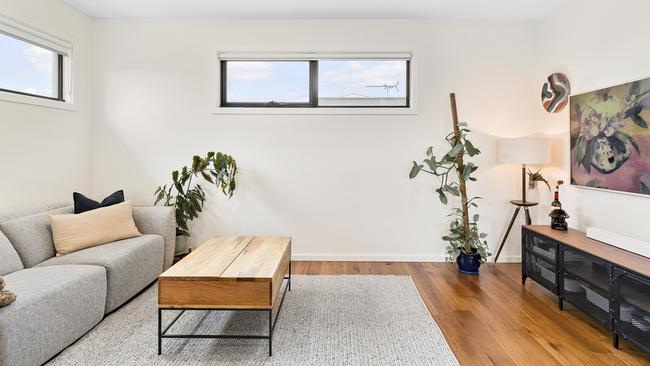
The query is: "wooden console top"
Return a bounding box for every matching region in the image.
[525,225,650,278]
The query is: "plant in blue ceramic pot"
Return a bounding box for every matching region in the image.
[409,94,491,274]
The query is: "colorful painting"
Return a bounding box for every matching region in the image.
[570,78,650,195]
[542,73,570,113]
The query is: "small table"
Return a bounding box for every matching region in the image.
[493,200,539,263]
[157,236,291,356]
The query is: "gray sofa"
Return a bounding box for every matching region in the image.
[0,202,175,366]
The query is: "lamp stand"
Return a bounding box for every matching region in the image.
[522,163,526,202]
[493,163,538,264]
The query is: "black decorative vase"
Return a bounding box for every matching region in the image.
[457,250,481,275]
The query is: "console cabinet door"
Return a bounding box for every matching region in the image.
[524,232,558,293]
[562,246,612,326]
[614,269,650,353]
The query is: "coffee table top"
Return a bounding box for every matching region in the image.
[159,236,291,281]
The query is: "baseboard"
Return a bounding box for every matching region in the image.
[291,253,521,263]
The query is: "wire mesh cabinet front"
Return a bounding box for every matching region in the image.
[613,268,650,353]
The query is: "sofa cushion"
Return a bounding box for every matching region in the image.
[49,201,141,255]
[74,190,124,214]
[0,201,71,223]
[132,206,176,270]
[0,265,106,366]
[0,206,72,268]
[37,234,164,313]
[0,231,23,276]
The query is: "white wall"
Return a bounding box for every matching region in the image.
[0,1,93,208]
[92,19,544,260]
[537,0,650,243]
[7,2,645,261]
[6,2,644,261]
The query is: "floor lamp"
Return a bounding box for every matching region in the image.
[493,138,551,263]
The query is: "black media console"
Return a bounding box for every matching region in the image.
[522,225,650,355]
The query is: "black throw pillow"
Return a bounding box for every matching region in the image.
[73,190,125,214]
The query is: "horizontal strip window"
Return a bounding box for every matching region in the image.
[219,54,411,109]
[0,14,72,103]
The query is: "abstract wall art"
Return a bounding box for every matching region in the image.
[542,73,570,113]
[570,77,650,196]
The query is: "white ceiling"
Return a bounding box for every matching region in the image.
[63,0,566,20]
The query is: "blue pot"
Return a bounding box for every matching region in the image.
[456,251,481,275]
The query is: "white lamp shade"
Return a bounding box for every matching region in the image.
[498,138,551,165]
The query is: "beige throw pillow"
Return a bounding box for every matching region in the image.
[49,201,141,255]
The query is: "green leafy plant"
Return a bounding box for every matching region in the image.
[527,169,551,191]
[409,94,491,262]
[154,152,237,237]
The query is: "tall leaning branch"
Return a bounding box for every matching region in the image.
[449,93,472,254]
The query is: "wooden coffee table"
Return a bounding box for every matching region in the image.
[157,236,291,356]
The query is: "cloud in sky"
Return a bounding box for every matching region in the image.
[320,61,405,87]
[227,61,273,81]
[22,87,39,94]
[318,60,407,98]
[224,60,406,101]
[226,61,310,102]
[24,45,54,73]
[0,34,55,97]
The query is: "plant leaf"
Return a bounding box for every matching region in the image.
[574,136,587,167]
[615,131,640,155]
[627,105,648,128]
[443,185,460,196]
[423,158,437,171]
[409,162,423,179]
[463,163,477,179]
[447,143,463,158]
[582,139,594,174]
[641,182,650,195]
[464,140,480,157]
[191,155,201,171]
[201,171,214,183]
[436,189,448,204]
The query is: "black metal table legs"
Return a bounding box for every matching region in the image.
[157,262,291,357]
[157,308,162,356]
[494,207,521,264]
[494,201,538,264]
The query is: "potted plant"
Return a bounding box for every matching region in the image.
[154,151,237,255]
[527,169,551,191]
[409,93,491,274]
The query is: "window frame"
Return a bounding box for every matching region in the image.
[218,53,411,110]
[220,60,317,108]
[0,14,74,109]
[0,50,64,102]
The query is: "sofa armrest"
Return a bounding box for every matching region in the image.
[132,206,175,270]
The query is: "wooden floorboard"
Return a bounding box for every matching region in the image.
[292,261,650,366]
